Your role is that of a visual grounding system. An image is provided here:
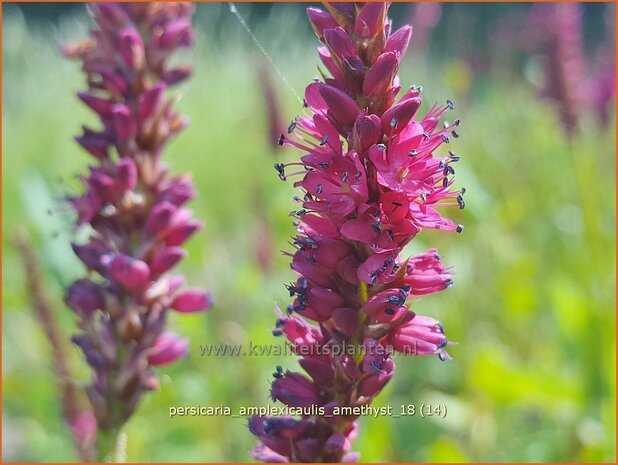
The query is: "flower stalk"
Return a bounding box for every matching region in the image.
[63,3,211,459]
[251,3,463,462]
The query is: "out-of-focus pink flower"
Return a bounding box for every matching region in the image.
[64,2,211,448]
[147,332,189,366]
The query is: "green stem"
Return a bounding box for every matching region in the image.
[96,427,124,462]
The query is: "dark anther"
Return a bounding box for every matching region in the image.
[461,187,467,194]
[423,131,430,139]
[278,134,285,146]
[452,130,459,139]
[454,118,461,126]
[386,229,395,241]
[390,118,398,129]
[438,338,449,349]
[399,287,409,299]
[445,278,454,289]
[387,294,405,306]
[304,193,313,201]
[377,143,387,151]
[442,177,449,188]
[456,224,464,234]
[274,163,286,181]
[446,99,455,110]
[273,371,283,379]
[296,209,307,216]
[319,161,330,169]
[355,171,362,181]
[303,99,308,108]
[320,134,329,146]
[299,277,308,289]
[288,121,297,133]
[457,194,465,209]
[371,220,381,234]
[438,352,447,361]
[286,304,294,315]
[316,184,323,195]
[409,149,418,157]
[275,318,286,328]
[341,172,348,183]
[439,160,445,169]
[446,165,455,175]
[384,308,396,316]
[272,329,283,336]
[441,134,450,143]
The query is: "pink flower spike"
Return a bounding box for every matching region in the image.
[65,3,211,445]
[147,332,189,366]
[172,289,213,312]
[253,4,460,461]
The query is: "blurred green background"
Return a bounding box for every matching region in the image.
[2,2,615,463]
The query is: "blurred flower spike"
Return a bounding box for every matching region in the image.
[252,2,464,461]
[63,2,211,457]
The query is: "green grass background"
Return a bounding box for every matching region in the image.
[2,3,616,462]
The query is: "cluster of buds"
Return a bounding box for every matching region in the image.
[63,1,211,445]
[251,3,463,462]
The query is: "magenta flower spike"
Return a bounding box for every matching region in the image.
[64,2,210,457]
[252,3,464,462]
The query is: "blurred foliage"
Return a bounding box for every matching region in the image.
[2,2,616,463]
